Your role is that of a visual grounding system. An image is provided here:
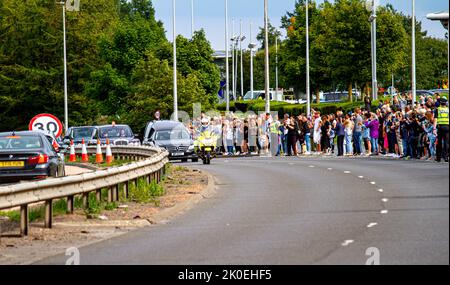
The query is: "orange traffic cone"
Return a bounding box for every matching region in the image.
[81,139,89,162]
[95,139,103,164]
[69,140,76,162]
[106,139,113,164]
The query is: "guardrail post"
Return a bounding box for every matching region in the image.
[44,199,53,228]
[150,172,155,183]
[20,205,28,236]
[82,193,89,209]
[124,181,129,199]
[67,196,74,214]
[96,189,101,202]
[112,185,118,202]
[108,187,113,203]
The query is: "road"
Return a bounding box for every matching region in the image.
[38,157,449,265]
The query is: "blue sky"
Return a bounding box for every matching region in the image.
[153,0,449,50]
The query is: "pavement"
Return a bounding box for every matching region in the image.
[64,165,93,176]
[37,156,449,265]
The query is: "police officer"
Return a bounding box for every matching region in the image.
[435,96,449,162]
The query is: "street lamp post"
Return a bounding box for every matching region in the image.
[275,33,278,96]
[61,2,69,134]
[225,0,230,112]
[249,23,256,101]
[306,0,311,117]
[231,20,235,103]
[368,0,378,102]
[235,36,239,101]
[191,0,194,38]
[264,0,270,113]
[172,0,178,121]
[240,20,244,100]
[411,0,416,107]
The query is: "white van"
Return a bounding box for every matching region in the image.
[243,90,283,101]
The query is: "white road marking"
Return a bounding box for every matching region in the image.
[308,165,315,168]
[378,189,384,193]
[370,181,376,185]
[358,176,364,179]
[341,240,354,246]
[367,222,378,228]
[327,168,333,170]
[380,210,389,214]
[382,198,389,203]
[288,163,294,166]
[344,171,351,174]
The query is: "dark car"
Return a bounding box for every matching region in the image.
[0,131,65,183]
[143,121,198,162]
[64,126,98,146]
[405,90,435,97]
[93,124,140,146]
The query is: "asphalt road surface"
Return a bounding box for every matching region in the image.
[38,157,449,265]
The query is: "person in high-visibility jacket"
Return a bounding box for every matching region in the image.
[269,116,281,156]
[435,97,449,162]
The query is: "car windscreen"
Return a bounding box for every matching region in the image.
[72,128,95,140]
[154,129,190,141]
[0,136,43,150]
[243,91,253,99]
[99,126,132,139]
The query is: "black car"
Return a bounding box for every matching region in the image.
[143,121,198,162]
[64,126,98,146]
[0,131,65,183]
[94,124,141,146]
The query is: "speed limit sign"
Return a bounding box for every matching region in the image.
[29,113,64,138]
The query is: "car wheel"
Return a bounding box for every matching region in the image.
[192,158,199,163]
[181,158,188,162]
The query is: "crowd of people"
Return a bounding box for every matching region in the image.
[186,93,449,163]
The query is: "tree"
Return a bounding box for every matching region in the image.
[0,0,119,131]
[279,0,409,102]
[123,53,207,131]
[256,22,282,50]
[171,30,221,105]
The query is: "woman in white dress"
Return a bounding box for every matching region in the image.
[313,112,322,153]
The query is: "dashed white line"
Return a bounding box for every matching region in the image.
[381,198,389,203]
[380,210,389,214]
[308,165,315,168]
[367,223,378,228]
[344,171,351,174]
[341,240,354,246]
[327,168,333,170]
[378,189,384,193]
[370,181,376,185]
[358,176,364,179]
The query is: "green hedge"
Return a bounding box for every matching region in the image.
[216,100,380,116]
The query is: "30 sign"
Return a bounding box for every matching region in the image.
[29,114,64,138]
